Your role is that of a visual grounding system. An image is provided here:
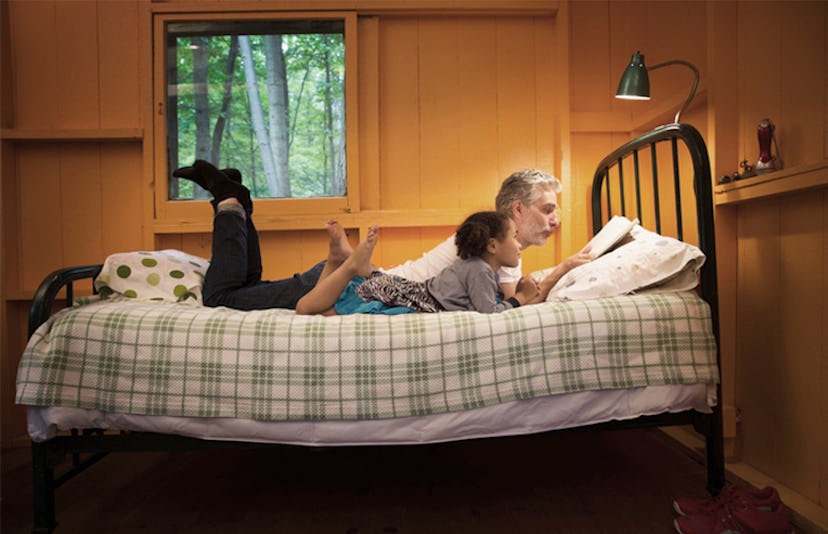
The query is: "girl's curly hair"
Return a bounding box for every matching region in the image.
[455,211,511,260]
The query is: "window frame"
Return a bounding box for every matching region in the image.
[152,11,360,223]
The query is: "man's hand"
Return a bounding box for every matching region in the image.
[530,245,593,304]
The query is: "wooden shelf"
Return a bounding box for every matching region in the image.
[714,160,828,205]
[1,128,143,142]
[153,208,470,234]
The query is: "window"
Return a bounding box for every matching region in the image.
[166,19,346,201]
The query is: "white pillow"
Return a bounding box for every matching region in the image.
[532,226,706,301]
[94,249,209,304]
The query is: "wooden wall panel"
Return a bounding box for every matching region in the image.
[8,1,59,128]
[823,198,828,509]
[736,191,827,505]
[569,1,610,114]
[738,2,827,170]
[2,303,32,445]
[776,192,824,502]
[378,18,421,210]
[735,198,781,467]
[98,0,142,128]
[357,16,381,211]
[495,18,539,176]
[55,1,100,129]
[418,18,462,209]
[16,146,64,290]
[60,146,105,267]
[100,144,146,253]
[777,3,825,167]
[14,142,145,291]
[456,18,500,207]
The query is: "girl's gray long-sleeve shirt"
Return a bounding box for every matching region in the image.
[426,256,521,313]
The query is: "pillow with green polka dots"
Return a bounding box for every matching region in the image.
[94,250,210,304]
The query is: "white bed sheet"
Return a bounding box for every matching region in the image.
[28,384,715,445]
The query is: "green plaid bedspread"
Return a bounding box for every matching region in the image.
[16,292,718,421]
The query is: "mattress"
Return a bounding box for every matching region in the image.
[27,383,715,444]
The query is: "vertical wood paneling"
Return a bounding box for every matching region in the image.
[739,2,828,167]
[736,199,781,468]
[98,0,142,128]
[17,146,64,290]
[60,146,104,266]
[534,16,560,177]
[100,143,145,254]
[2,303,32,444]
[644,2,707,104]
[776,193,824,501]
[9,1,58,128]
[379,18,421,209]
[569,2,611,113]
[778,3,825,167]
[736,192,827,505]
[495,18,537,175]
[358,16,381,211]
[608,0,649,116]
[456,18,500,208]
[822,191,828,509]
[418,18,462,209]
[55,1,100,128]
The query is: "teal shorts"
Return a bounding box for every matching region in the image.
[334,277,415,315]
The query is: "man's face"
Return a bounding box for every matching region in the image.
[514,187,560,249]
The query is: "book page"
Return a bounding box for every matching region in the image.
[586,215,639,259]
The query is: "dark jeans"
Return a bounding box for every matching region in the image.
[202,211,324,310]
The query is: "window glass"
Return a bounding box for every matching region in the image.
[166,20,346,200]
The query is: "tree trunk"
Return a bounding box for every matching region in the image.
[192,36,211,199]
[239,36,281,197]
[322,37,345,196]
[211,36,239,167]
[167,39,180,199]
[264,35,291,197]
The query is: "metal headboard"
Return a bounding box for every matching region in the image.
[590,122,718,336]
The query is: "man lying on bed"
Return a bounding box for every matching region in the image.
[172,161,592,311]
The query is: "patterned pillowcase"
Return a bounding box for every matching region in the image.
[94,250,210,304]
[531,226,706,301]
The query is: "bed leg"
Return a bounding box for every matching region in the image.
[706,406,726,495]
[31,441,57,534]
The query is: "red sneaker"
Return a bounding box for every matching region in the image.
[673,498,791,534]
[673,485,782,517]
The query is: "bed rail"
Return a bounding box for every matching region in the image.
[28,265,103,338]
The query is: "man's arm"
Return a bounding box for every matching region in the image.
[522,247,593,304]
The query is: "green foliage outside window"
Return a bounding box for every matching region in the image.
[167,21,346,200]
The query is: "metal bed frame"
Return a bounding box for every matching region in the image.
[24,122,724,533]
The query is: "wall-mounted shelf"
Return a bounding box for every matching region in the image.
[153,208,470,234]
[1,128,143,142]
[714,160,828,205]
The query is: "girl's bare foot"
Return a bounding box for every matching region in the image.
[325,220,353,266]
[343,224,378,278]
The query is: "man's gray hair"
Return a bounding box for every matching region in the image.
[495,169,562,214]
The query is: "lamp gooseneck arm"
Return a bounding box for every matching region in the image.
[647,60,699,124]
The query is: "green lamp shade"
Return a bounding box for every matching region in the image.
[616,52,650,100]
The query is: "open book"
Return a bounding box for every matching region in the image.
[586,215,639,259]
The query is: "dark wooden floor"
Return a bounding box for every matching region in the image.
[2,428,717,534]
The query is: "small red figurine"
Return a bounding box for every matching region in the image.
[756,118,778,173]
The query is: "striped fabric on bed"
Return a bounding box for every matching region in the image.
[16,293,718,421]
